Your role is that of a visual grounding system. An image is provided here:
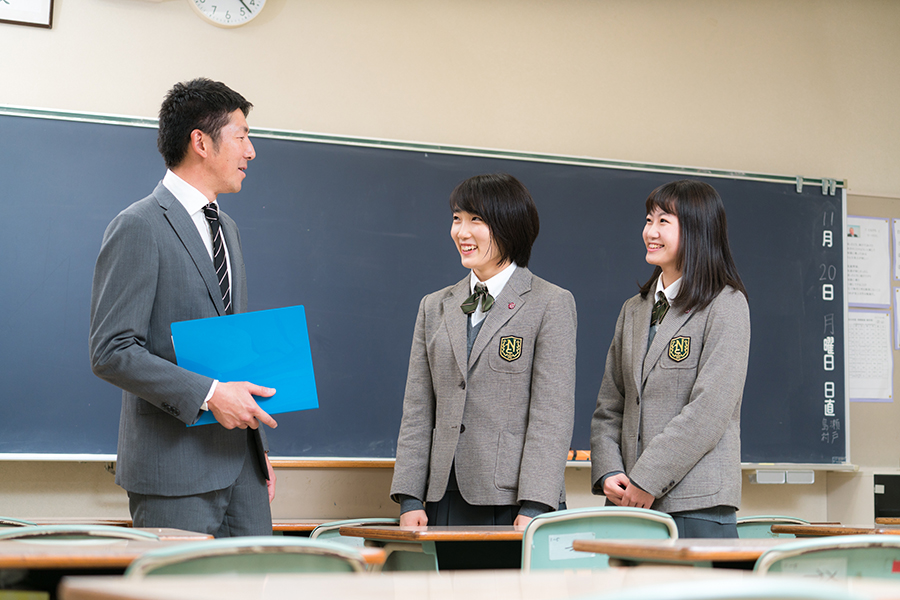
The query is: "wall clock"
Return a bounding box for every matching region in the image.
[187,0,266,28]
[0,0,54,28]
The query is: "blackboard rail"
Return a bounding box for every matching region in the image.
[0,455,858,474]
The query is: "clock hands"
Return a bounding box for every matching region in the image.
[239,0,252,12]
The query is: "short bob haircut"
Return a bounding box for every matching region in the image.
[449,173,540,268]
[157,78,253,169]
[640,179,747,312]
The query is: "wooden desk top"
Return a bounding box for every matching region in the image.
[876,517,900,525]
[29,518,133,527]
[271,518,332,532]
[0,539,385,569]
[0,539,188,569]
[58,567,900,600]
[17,523,211,541]
[339,524,525,542]
[27,517,334,534]
[770,524,878,536]
[770,523,900,537]
[571,537,792,563]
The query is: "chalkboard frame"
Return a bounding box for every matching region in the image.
[0,106,850,466]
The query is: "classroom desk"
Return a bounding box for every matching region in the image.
[27,518,332,536]
[339,525,524,542]
[770,524,900,537]
[0,537,386,599]
[58,567,900,600]
[570,537,795,568]
[339,525,524,570]
[9,526,211,541]
[0,539,385,571]
[272,518,332,535]
[0,539,198,571]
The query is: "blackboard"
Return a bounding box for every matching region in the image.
[0,109,848,464]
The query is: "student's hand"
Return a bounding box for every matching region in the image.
[265,454,277,502]
[513,514,533,528]
[602,473,630,505]
[208,381,278,430]
[400,510,428,527]
[620,482,655,509]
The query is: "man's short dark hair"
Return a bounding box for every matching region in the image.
[157,78,253,169]
[449,173,540,268]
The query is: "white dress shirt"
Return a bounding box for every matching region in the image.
[162,169,230,411]
[469,262,517,326]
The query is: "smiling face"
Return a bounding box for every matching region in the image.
[644,206,682,286]
[451,210,508,281]
[205,108,256,197]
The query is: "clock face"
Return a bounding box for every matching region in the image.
[188,0,266,28]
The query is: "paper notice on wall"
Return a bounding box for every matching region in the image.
[846,216,890,307]
[848,310,892,402]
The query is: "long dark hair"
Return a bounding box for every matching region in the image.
[639,180,746,312]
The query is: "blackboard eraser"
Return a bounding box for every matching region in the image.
[749,470,786,484]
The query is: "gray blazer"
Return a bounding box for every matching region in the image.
[590,283,750,514]
[390,267,576,509]
[90,181,267,497]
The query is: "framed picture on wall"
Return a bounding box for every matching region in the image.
[0,0,54,28]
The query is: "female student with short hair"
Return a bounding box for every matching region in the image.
[390,173,576,529]
[591,179,750,538]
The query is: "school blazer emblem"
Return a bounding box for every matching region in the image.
[499,336,523,362]
[668,336,691,362]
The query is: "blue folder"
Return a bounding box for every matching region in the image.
[171,305,319,427]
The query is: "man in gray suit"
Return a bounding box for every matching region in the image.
[90,78,277,537]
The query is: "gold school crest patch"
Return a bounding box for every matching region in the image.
[668,336,691,362]
[499,336,523,362]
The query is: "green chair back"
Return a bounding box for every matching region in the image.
[0,517,36,528]
[125,537,369,577]
[521,507,678,572]
[308,519,437,571]
[309,518,399,546]
[736,514,810,538]
[0,524,158,541]
[755,534,900,579]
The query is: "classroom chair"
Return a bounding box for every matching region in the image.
[579,577,865,600]
[736,515,810,538]
[124,537,370,577]
[521,506,678,572]
[307,517,434,571]
[308,518,399,546]
[0,517,36,528]
[0,524,159,541]
[754,534,900,579]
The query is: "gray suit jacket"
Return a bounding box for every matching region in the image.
[390,267,576,509]
[90,181,267,497]
[590,284,750,513]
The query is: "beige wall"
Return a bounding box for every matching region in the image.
[2,0,898,523]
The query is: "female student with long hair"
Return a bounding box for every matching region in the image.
[591,179,750,538]
[390,173,576,530]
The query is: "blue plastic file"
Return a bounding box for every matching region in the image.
[171,305,319,427]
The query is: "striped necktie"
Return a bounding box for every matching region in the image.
[461,282,494,315]
[650,292,669,327]
[203,203,232,314]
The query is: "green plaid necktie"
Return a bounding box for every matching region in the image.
[650,293,669,327]
[461,282,494,315]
